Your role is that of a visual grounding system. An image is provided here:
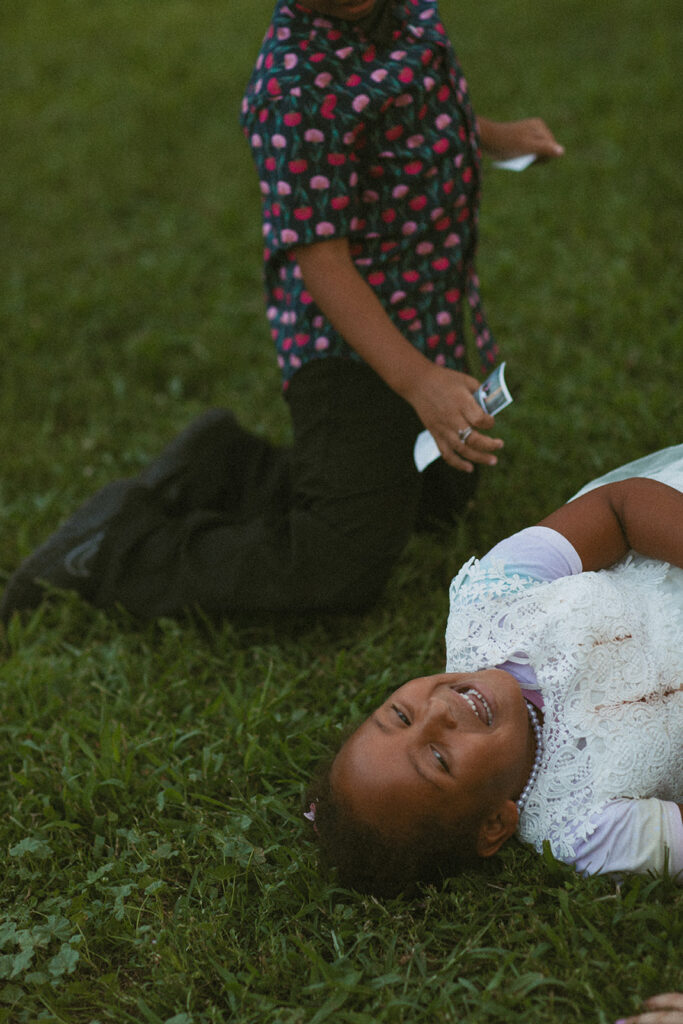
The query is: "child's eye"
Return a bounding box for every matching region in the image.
[391,704,410,726]
[431,747,450,773]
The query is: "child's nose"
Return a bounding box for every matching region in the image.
[424,697,458,728]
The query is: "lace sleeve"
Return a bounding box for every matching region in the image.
[446,527,581,671]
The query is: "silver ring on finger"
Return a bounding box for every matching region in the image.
[458,426,473,444]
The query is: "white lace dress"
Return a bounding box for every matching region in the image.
[445,445,683,882]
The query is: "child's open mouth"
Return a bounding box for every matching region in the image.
[452,686,493,726]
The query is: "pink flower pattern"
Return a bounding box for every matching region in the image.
[241,0,498,387]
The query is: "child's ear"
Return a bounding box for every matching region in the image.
[475,800,518,858]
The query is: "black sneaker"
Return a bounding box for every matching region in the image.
[0,409,247,620]
[0,478,138,621]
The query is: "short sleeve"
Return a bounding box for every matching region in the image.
[480,526,583,583]
[569,799,683,884]
[247,91,364,255]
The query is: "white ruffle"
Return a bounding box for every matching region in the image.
[445,445,683,862]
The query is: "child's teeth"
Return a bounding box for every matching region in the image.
[463,687,492,725]
[463,693,478,717]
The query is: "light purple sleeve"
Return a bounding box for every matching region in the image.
[569,799,683,885]
[479,526,583,583]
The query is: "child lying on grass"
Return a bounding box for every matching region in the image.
[306,445,683,896]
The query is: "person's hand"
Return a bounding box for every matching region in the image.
[407,364,503,472]
[478,117,565,162]
[616,993,683,1024]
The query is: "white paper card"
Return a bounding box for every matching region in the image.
[492,154,536,172]
[413,430,441,473]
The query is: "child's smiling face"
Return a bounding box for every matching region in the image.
[331,669,535,855]
[298,0,379,21]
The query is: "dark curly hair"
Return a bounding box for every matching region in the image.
[304,755,482,898]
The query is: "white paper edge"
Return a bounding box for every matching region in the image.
[414,430,441,472]
[492,153,536,172]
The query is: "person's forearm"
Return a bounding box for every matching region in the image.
[293,238,434,402]
[476,117,565,160]
[540,477,683,572]
[610,478,683,568]
[292,237,502,471]
[477,117,505,156]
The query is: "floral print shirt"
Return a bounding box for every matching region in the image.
[241,0,498,388]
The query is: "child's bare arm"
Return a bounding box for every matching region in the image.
[293,237,503,471]
[477,117,564,161]
[538,478,683,571]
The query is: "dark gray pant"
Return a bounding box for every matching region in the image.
[92,359,477,618]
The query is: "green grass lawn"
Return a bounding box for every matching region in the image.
[0,0,681,1020]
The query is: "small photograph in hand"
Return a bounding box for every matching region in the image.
[413,362,514,472]
[474,361,513,416]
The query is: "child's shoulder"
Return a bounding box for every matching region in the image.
[244,0,454,116]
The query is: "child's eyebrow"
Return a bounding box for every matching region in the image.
[371,714,390,734]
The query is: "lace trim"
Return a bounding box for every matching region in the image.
[445,556,683,860]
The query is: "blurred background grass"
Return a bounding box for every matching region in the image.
[0,0,681,1021]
